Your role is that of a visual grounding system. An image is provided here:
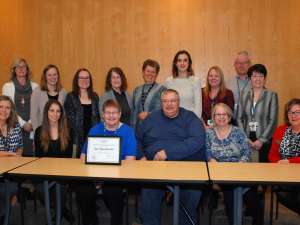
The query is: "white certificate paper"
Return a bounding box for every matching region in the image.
[86,136,121,165]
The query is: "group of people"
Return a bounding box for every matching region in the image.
[0,49,299,225]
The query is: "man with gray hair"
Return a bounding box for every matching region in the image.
[137,89,206,225]
[227,51,252,118]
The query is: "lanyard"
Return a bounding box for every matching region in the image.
[141,83,155,111]
[250,90,264,121]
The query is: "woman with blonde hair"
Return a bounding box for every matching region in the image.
[30,64,67,131]
[2,58,38,156]
[202,66,234,126]
[206,103,263,225]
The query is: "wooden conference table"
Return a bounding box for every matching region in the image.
[0,157,37,175]
[6,159,300,225]
[0,157,37,225]
[8,158,209,225]
[208,162,300,225]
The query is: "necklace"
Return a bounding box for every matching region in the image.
[141,83,155,111]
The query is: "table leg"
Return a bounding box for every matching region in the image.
[173,185,180,225]
[4,180,10,225]
[233,186,243,225]
[44,181,52,225]
[55,183,61,225]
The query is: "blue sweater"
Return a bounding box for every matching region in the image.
[137,108,206,161]
[81,122,137,159]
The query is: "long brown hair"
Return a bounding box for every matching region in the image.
[105,67,128,92]
[72,68,94,99]
[172,50,194,77]
[40,100,69,152]
[203,66,227,99]
[0,95,18,132]
[40,64,62,91]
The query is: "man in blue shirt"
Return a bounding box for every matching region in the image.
[137,89,206,225]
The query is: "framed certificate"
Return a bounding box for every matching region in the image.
[86,136,121,165]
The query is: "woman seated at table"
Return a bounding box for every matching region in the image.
[0,95,22,221]
[77,99,137,225]
[34,99,72,157]
[206,103,263,225]
[0,95,23,156]
[33,99,74,222]
[202,66,234,127]
[269,98,300,215]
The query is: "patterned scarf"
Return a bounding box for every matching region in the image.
[13,77,32,121]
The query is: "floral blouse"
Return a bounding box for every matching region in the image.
[206,126,250,162]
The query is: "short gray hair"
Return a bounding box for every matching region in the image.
[160,89,180,100]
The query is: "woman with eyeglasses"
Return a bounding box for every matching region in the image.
[206,103,264,225]
[64,68,100,158]
[30,64,67,131]
[76,99,136,225]
[237,64,278,162]
[269,98,300,215]
[236,63,278,225]
[2,58,38,156]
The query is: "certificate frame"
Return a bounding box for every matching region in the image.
[85,135,121,165]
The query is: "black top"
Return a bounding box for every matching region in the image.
[34,126,72,158]
[64,92,100,156]
[48,93,59,100]
[82,103,92,138]
[113,90,131,125]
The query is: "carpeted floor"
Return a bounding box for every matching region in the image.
[8,188,300,225]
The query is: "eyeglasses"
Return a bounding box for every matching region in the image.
[214,113,228,118]
[161,99,178,104]
[235,61,250,65]
[288,110,300,117]
[104,111,119,116]
[16,65,27,69]
[251,74,265,78]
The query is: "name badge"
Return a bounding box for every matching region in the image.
[207,119,214,126]
[249,121,258,132]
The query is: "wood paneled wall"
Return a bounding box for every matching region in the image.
[0,0,300,122]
